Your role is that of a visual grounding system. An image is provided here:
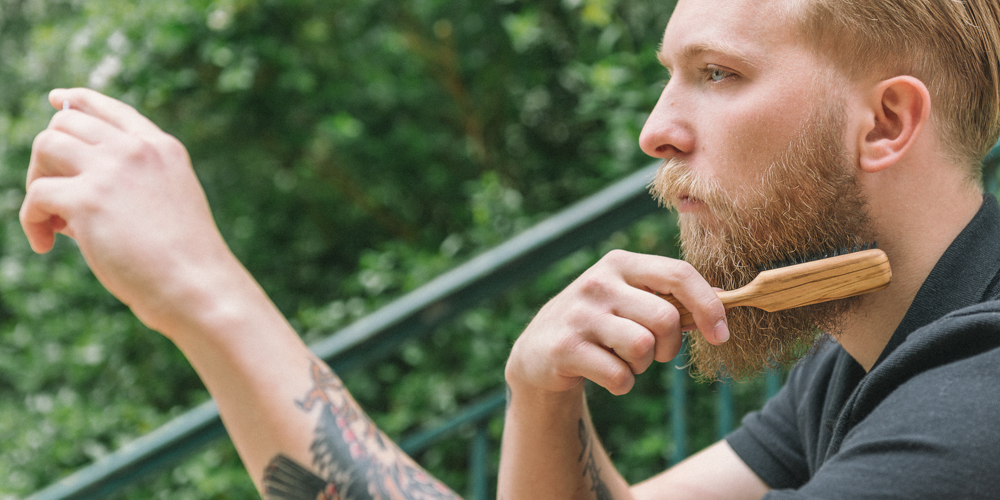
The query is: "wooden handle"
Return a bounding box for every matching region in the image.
[660,249,891,330]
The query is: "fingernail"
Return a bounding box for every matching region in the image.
[714,319,730,343]
[62,100,70,111]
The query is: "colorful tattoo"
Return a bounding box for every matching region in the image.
[578,419,612,500]
[262,360,461,500]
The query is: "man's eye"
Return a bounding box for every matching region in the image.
[709,68,731,82]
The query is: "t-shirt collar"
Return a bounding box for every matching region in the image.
[872,194,1000,369]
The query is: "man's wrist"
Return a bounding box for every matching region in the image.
[504,370,586,417]
[139,253,267,343]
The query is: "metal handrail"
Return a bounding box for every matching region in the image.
[400,390,507,500]
[27,163,662,500]
[399,391,507,455]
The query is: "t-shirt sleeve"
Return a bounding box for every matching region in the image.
[754,348,1000,499]
[726,364,812,490]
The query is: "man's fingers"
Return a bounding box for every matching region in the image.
[605,285,684,363]
[27,130,91,187]
[20,177,79,254]
[564,342,637,396]
[49,88,162,136]
[593,313,660,376]
[48,107,122,145]
[608,250,730,345]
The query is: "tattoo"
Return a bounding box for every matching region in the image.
[262,360,461,500]
[578,419,612,500]
[504,382,512,413]
[262,455,338,500]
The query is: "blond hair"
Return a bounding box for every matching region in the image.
[795,0,1000,177]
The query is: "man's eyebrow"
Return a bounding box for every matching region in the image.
[656,40,756,70]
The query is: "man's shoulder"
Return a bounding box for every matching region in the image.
[783,298,1000,399]
[887,299,1000,395]
[810,300,1000,498]
[842,304,1000,466]
[895,298,1000,364]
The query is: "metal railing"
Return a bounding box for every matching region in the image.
[384,357,783,500]
[28,141,1000,499]
[399,390,506,500]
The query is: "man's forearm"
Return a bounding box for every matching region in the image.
[498,384,631,500]
[165,264,459,499]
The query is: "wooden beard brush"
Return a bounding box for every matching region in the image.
[662,243,892,330]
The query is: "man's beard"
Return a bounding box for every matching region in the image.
[649,107,875,381]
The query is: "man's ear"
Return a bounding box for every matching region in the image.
[858,76,931,173]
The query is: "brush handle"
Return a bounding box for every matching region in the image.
[660,249,891,330]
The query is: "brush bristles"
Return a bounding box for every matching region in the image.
[758,241,878,273]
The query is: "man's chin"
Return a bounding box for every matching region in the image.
[685,309,820,382]
[676,211,727,239]
[684,294,858,382]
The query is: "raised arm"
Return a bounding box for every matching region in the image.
[498,249,769,500]
[21,88,458,499]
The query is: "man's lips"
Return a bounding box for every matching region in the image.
[677,194,705,212]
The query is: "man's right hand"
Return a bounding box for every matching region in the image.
[20,88,241,337]
[499,250,734,499]
[505,249,730,397]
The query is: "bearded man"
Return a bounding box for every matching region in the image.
[20,0,1000,499]
[500,0,1000,498]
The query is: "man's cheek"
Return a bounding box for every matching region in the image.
[718,93,814,169]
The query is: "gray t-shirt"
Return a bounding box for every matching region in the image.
[727,195,1000,499]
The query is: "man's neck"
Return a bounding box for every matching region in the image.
[836,171,983,371]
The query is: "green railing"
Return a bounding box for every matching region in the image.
[387,359,783,500]
[399,390,506,500]
[28,141,1000,499]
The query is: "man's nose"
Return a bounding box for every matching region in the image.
[639,83,694,159]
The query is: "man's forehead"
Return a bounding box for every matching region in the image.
[659,0,804,68]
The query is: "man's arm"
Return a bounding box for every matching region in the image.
[21,88,458,499]
[631,441,771,500]
[498,249,770,499]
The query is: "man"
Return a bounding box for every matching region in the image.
[500,0,1000,498]
[20,0,1000,499]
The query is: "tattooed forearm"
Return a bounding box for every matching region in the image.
[262,360,462,500]
[578,419,613,500]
